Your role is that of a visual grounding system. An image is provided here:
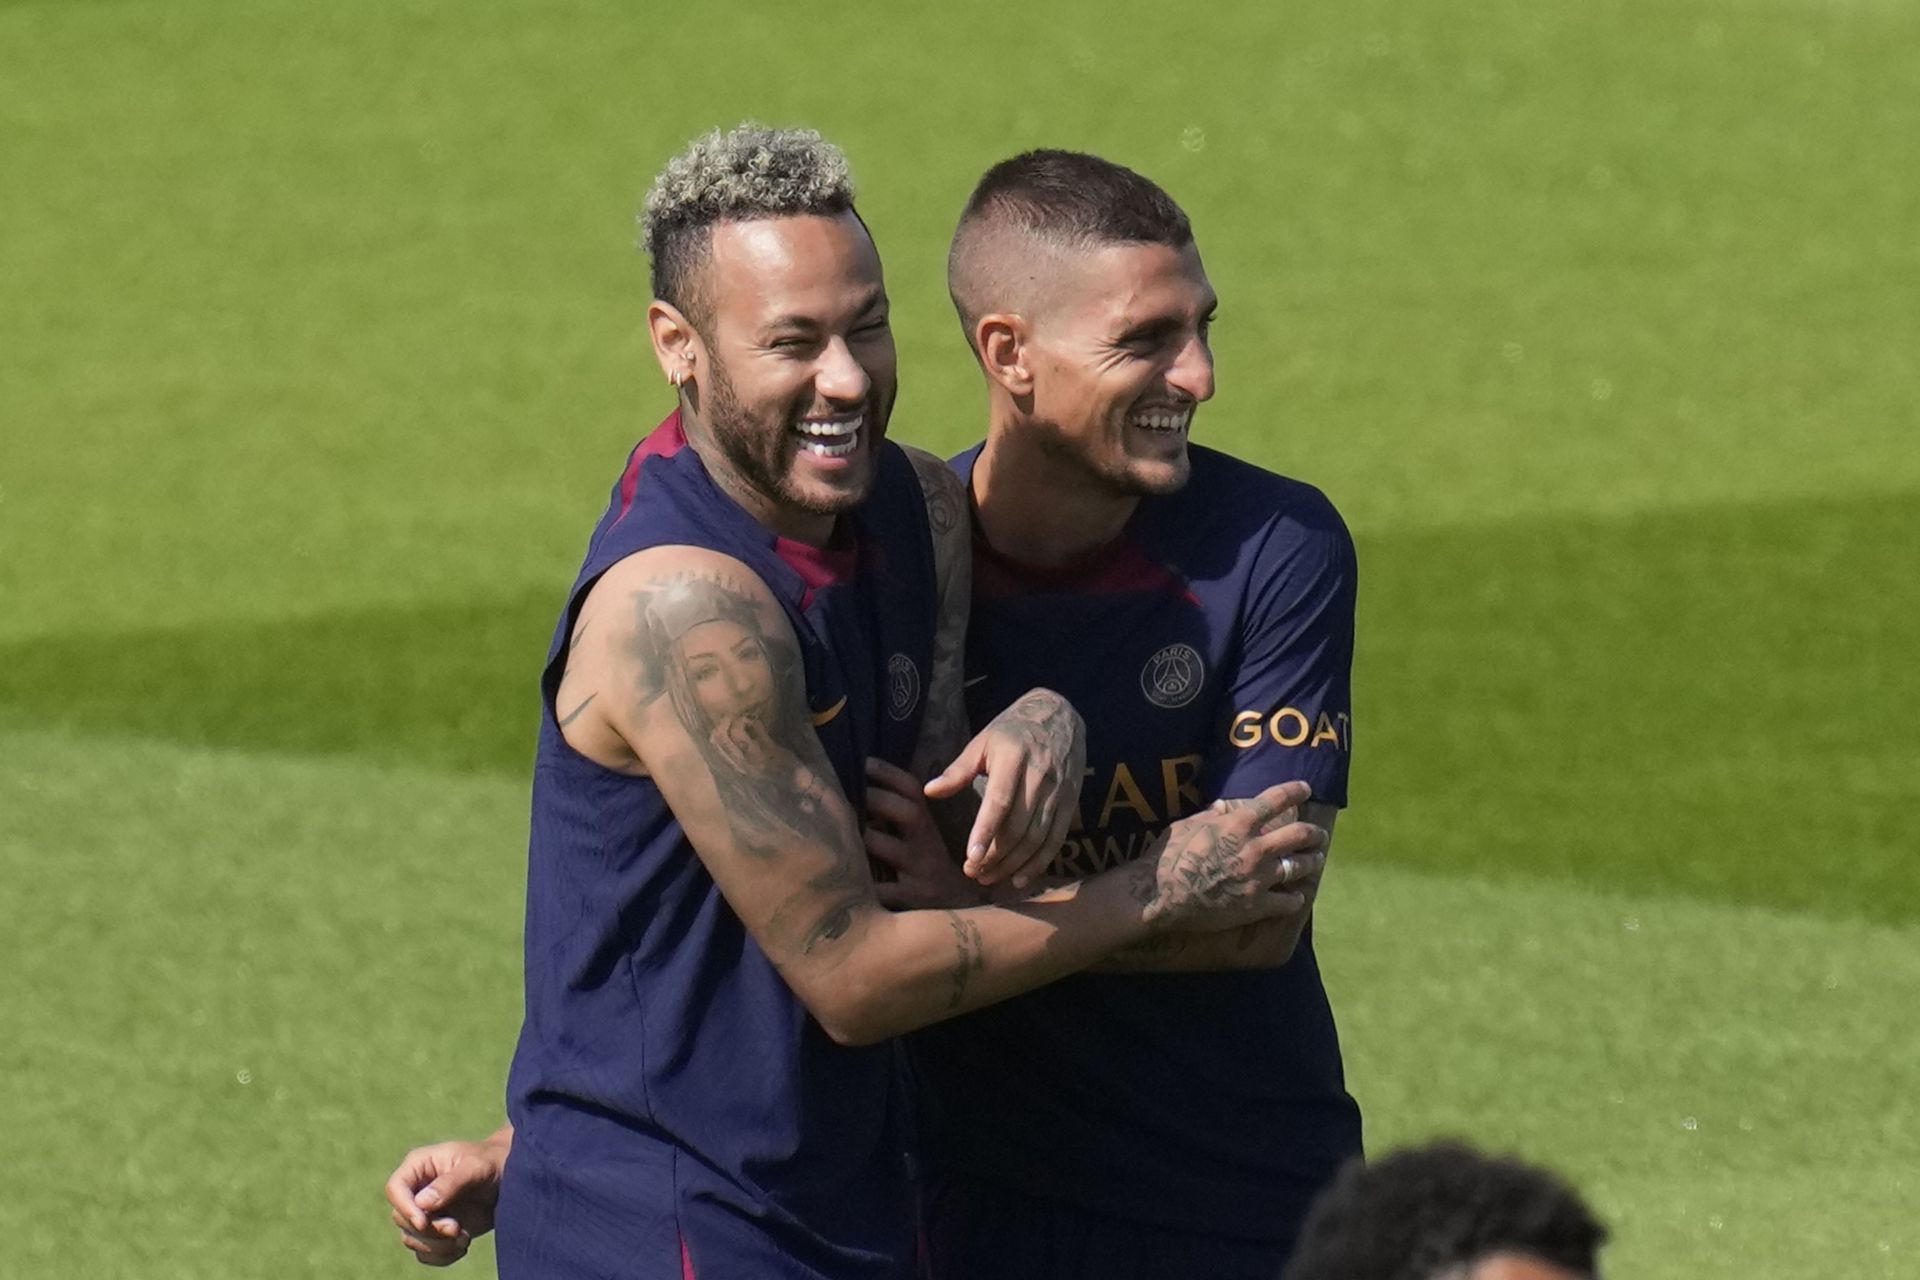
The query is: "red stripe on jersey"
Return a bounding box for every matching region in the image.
[973,526,1198,605]
[776,527,860,612]
[614,409,688,525]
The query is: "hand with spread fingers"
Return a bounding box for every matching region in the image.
[384,1128,511,1267]
[922,687,1086,890]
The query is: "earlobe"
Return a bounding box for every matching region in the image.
[647,302,701,388]
[977,314,1032,396]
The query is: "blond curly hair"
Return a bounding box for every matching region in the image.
[641,123,857,318]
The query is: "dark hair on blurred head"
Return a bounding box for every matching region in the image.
[947,149,1193,337]
[1281,1141,1609,1280]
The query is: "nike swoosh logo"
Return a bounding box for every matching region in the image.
[963,675,991,688]
[810,696,848,727]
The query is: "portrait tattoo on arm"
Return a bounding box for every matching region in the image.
[625,572,857,858]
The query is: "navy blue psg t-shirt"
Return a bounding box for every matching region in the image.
[909,442,1362,1244]
[497,412,937,1280]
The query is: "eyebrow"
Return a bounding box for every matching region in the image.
[761,287,888,335]
[1113,292,1220,342]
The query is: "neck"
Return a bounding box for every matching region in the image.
[680,401,835,546]
[972,410,1141,568]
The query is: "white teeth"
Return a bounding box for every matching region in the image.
[796,414,863,439]
[801,435,859,458]
[1130,410,1191,433]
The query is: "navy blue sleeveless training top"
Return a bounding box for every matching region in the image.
[910,442,1362,1247]
[498,412,937,1280]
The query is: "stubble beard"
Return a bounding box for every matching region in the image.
[700,356,853,519]
[1028,412,1190,500]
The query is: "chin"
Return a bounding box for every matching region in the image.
[786,472,875,516]
[1118,455,1192,497]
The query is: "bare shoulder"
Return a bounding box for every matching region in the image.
[559,545,797,769]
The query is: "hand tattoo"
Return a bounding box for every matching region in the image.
[1135,817,1260,928]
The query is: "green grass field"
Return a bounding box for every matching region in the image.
[3,1,1915,1275]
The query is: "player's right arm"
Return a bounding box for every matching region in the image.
[562,544,1328,1046]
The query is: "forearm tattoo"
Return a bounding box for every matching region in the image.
[943,911,985,1009]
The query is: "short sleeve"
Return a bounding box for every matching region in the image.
[1202,493,1357,809]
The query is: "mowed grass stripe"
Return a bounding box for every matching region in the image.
[5,0,1916,638]
[1354,487,1920,924]
[4,729,1914,1279]
[1,730,525,1280]
[5,488,1913,920]
[1323,856,1920,1280]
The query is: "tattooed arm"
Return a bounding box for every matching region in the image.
[901,445,973,782]
[901,446,1086,890]
[1091,805,1337,972]
[868,753,1332,969]
[557,544,1328,1045]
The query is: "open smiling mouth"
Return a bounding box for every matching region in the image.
[1129,407,1192,437]
[794,413,863,459]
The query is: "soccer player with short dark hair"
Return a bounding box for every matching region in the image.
[866,148,1363,1279]
[1280,1141,1609,1280]
[393,125,1333,1280]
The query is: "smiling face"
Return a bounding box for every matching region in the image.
[1021,239,1217,497]
[690,212,897,533]
[676,617,776,725]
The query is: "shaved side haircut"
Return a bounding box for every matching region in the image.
[1281,1141,1609,1280]
[640,123,857,326]
[946,149,1194,348]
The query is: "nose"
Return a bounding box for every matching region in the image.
[1166,333,1215,403]
[724,665,753,699]
[814,336,871,406]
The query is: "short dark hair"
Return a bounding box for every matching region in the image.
[1282,1141,1609,1280]
[640,123,857,323]
[947,149,1193,335]
[957,149,1191,250]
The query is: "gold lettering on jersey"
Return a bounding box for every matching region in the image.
[1270,707,1311,747]
[1070,756,1213,834]
[1066,766,1095,833]
[1098,763,1156,828]
[1228,711,1263,748]
[1052,828,1159,877]
[1224,707,1352,753]
[1160,754,1203,821]
[1311,712,1341,748]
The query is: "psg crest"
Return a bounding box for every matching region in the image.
[886,653,921,721]
[1141,643,1204,709]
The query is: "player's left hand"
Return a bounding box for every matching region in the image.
[923,687,1086,889]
